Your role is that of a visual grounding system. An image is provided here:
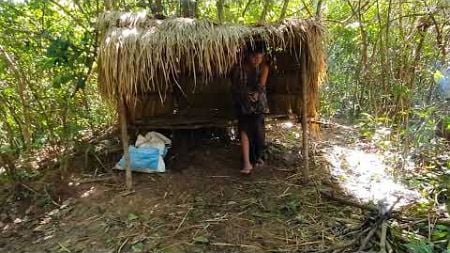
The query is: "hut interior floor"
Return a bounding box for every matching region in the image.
[0,120,422,253]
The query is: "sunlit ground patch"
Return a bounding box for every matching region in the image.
[324,144,422,209]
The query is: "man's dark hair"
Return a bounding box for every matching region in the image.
[245,40,266,55]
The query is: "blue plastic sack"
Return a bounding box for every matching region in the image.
[436,67,450,99]
[117,146,165,173]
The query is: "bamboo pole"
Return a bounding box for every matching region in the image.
[116,45,132,189]
[119,97,132,189]
[300,50,309,179]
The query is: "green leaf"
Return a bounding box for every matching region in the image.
[52,73,74,88]
[432,230,448,240]
[46,37,71,65]
[2,87,15,96]
[434,70,444,82]
[128,213,139,221]
[435,224,450,231]
[193,236,209,244]
[405,241,433,253]
[131,242,144,252]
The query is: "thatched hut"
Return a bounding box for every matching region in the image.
[97,11,326,188]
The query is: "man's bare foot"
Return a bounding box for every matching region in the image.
[240,164,253,174]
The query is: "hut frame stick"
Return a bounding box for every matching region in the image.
[119,96,132,189]
[300,52,309,179]
[116,46,132,189]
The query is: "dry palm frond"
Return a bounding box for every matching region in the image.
[97,11,325,119]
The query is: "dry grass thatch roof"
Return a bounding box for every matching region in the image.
[97,11,326,106]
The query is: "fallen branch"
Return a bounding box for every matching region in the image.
[379,221,388,253]
[210,242,261,250]
[117,237,129,253]
[320,191,405,252]
[320,189,406,220]
[79,176,116,184]
[358,224,379,251]
[320,189,375,212]
[309,120,355,130]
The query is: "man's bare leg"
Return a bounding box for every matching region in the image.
[240,131,253,174]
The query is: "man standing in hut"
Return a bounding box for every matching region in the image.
[231,44,269,174]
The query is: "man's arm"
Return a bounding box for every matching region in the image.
[258,64,269,87]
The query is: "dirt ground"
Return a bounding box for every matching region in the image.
[0,122,371,253]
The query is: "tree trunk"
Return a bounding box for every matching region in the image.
[151,0,164,18]
[315,0,324,20]
[259,0,272,23]
[346,0,368,113]
[376,0,388,111]
[0,102,20,151]
[242,0,253,18]
[105,0,113,10]
[279,0,289,21]
[0,44,32,149]
[181,0,196,17]
[430,15,447,63]
[299,0,313,17]
[217,0,224,23]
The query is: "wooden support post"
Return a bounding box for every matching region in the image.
[300,52,310,179]
[119,97,132,189]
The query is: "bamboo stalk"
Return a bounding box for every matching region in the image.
[119,97,132,189]
[117,45,132,189]
[300,50,309,179]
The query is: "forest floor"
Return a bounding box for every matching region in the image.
[0,120,445,253]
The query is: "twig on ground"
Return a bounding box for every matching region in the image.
[117,237,129,253]
[311,225,372,253]
[310,239,358,253]
[175,207,193,233]
[210,242,261,250]
[79,176,115,184]
[173,225,204,236]
[120,190,135,197]
[93,152,109,172]
[277,187,291,198]
[20,183,39,194]
[358,225,379,251]
[320,189,373,211]
[115,232,141,239]
[379,221,388,253]
[58,243,71,253]
[44,187,61,207]
[309,120,355,130]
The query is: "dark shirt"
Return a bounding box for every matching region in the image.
[231,64,263,116]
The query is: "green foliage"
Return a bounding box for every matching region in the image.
[0,0,113,156]
[131,242,145,252]
[405,241,434,253]
[432,225,450,241]
[403,224,450,252]
[442,116,450,131]
[46,37,72,66]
